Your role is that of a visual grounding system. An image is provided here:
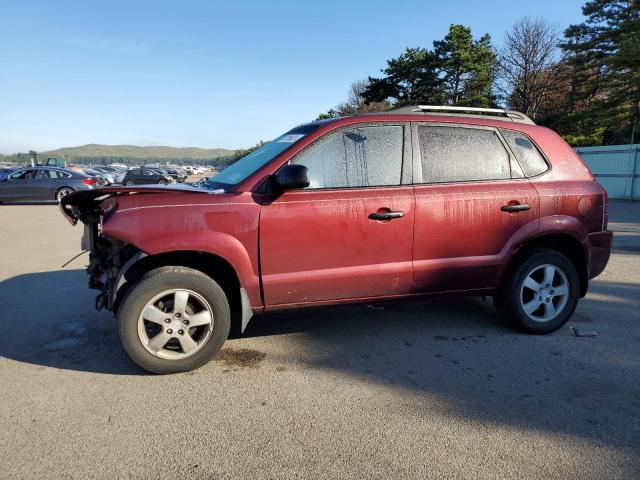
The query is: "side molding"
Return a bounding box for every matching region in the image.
[240,288,253,333]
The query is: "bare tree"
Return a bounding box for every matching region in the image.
[497,18,567,120]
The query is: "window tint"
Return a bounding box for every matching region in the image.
[418,126,511,183]
[35,169,51,179]
[49,170,71,179]
[293,125,403,189]
[11,169,35,180]
[500,129,548,177]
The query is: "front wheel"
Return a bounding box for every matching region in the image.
[125,180,135,186]
[118,266,230,373]
[494,249,580,334]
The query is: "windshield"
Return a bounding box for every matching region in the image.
[207,123,321,188]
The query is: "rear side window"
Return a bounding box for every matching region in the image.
[35,169,51,179]
[293,125,403,189]
[500,129,548,177]
[417,126,511,183]
[51,170,71,179]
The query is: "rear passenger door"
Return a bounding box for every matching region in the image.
[411,123,540,293]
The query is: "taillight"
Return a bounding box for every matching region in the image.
[83,177,97,186]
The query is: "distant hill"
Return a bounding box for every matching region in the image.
[42,144,237,161]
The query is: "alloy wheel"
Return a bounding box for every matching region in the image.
[137,289,214,360]
[520,264,570,322]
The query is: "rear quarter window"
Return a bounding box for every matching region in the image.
[500,129,549,177]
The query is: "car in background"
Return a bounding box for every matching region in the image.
[91,166,123,185]
[141,166,187,183]
[122,168,174,186]
[0,166,97,203]
[81,168,111,186]
[0,167,17,182]
[101,166,127,184]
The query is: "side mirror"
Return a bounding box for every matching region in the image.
[273,164,309,191]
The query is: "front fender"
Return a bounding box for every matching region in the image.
[102,206,261,307]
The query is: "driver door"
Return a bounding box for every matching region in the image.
[0,169,35,201]
[259,123,415,308]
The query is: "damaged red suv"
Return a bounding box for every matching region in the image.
[61,105,612,373]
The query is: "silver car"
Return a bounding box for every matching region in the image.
[0,166,96,203]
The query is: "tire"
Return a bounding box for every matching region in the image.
[55,187,74,202]
[125,181,135,186]
[117,266,230,374]
[494,248,580,334]
[158,180,167,185]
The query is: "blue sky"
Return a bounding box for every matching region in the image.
[0,0,586,154]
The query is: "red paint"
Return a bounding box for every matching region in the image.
[65,113,613,312]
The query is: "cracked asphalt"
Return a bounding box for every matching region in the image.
[0,202,638,479]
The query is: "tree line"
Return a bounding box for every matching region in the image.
[317,0,640,147]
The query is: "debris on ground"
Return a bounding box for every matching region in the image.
[571,326,598,337]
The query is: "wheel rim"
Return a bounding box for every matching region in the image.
[57,188,72,201]
[137,289,214,360]
[520,264,570,322]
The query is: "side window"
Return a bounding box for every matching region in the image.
[418,126,511,183]
[293,125,403,189]
[500,129,548,177]
[34,169,51,179]
[11,169,35,180]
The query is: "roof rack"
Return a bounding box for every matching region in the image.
[413,105,535,125]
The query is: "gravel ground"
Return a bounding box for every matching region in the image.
[0,201,638,479]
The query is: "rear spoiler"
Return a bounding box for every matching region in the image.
[60,185,211,225]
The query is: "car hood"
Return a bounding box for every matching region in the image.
[60,183,224,225]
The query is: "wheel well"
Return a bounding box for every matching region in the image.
[116,251,241,314]
[505,234,589,297]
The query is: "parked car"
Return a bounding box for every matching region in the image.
[122,168,174,186]
[94,166,126,184]
[82,168,111,186]
[141,166,187,183]
[61,105,612,374]
[1,166,97,202]
[0,167,17,182]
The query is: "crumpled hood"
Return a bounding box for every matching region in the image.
[60,183,222,225]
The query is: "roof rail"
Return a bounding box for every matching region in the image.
[414,105,535,125]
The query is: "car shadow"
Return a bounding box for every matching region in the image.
[0,267,639,450]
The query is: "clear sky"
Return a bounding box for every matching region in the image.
[0,0,586,154]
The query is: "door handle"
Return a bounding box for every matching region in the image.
[501,203,530,212]
[368,211,405,221]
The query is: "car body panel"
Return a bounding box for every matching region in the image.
[259,186,415,306]
[96,191,263,307]
[412,180,540,292]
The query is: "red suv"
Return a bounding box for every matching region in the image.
[61,105,612,373]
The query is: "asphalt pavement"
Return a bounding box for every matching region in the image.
[0,201,638,479]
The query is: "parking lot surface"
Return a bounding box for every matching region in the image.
[0,202,638,479]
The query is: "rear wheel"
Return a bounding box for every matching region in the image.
[494,249,579,334]
[118,266,230,373]
[55,187,74,202]
[158,179,167,185]
[125,180,134,186]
